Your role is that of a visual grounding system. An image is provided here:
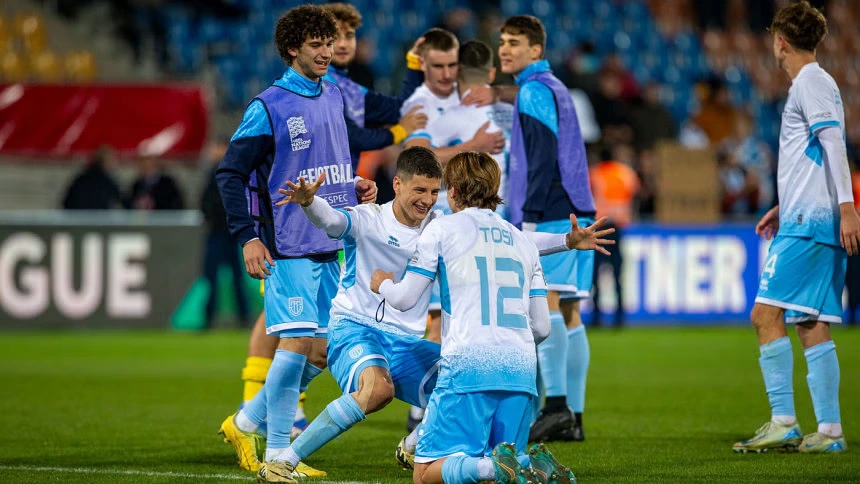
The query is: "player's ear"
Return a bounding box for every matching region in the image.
[488,67,496,84]
[392,176,402,193]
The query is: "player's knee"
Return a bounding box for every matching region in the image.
[750,304,778,329]
[356,367,395,414]
[366,380,395,413]
[412,464,433,484]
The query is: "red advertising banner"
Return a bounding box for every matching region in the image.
[0,84,209,160]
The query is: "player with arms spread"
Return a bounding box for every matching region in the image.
[266,147,612,477]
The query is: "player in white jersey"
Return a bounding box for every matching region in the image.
[374,152,586,484]
[733,1,859,455]
[399,29,507,431]
[262,147,613,477]
[401,29,506,174]
[411,40,514,216]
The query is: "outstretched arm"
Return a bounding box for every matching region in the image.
[524,215,616,255]
[275,173,349,239]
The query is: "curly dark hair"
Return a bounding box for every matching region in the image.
[770,0,827,53]
[274,5,338,65]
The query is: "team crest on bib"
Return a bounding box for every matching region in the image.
[288,297,304,317]
[349,345,363,359]
[288,116,311,151]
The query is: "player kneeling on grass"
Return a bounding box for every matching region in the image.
[372,151,581,484]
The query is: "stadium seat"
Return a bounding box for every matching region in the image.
[31,50,62,82]
[0,50,27,82]
[15,13,46,54]
[65,51,97,82]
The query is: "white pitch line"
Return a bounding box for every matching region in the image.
[0,465,376,483]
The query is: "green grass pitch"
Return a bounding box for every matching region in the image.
[1,327,858,483]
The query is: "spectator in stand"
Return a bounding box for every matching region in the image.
[600,53,640,102]
[589,71,633,145]
[200,141,250,329]
[629,83,677,152]
[128,155,185,210]
[730,111,775,213]
[718,147,759,216]
[692,77,738,145]
[62,146,123,210]
[589,145,639,328]
[562,41,601,97]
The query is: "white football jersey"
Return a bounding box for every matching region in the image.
[777,62,846,246]
[406,207,546,395]
[331,202,444,335]
[400,83,461,132]
[407,87,514,217]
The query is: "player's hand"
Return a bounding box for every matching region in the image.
[355,178,378,204]
[370,269,395,294]
[399,106,428,134]
[243,239,274,280]
[755,205,780,240]
[275,174,325,207]
[467,122,505,154]
[407,36,425,58]
[565,215,615,255]
[840,204,860,256]
[461,85,496,106]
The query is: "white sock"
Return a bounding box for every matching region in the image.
[404,425,420,452]
[477,457,495,480]
[818,423,843,438]
[265,447,300,465]
[771,415,797,426]
[294,406,306,424]
[409,406,425,419]
[235,410,259,433]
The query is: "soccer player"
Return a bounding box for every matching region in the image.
[401,32,507,428]
[268,147,612,478]
[733,0,858,454]
[234,1,428,447]
[321,3,428,169]
[499,15,596,442]
[214,6,376,480]
[401,28,506,163]
[373,151,577,484]
[408,40,513,216]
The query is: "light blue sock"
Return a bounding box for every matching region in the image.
[566,324,590,413]
[241,380,267,426]
[804,340,841,424]
[300,362,324,393]
[291,393,366,459]
[759,337,795,418]
[266,349,306,450]
[537,312,567,398]
[517,453,531,469]
[441,455,482,483]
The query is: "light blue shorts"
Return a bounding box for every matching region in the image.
[327,316,440,407]
[415,387,533,464]
[755,235,847,323]
[536,217,595,299]
[264,258,340,338]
